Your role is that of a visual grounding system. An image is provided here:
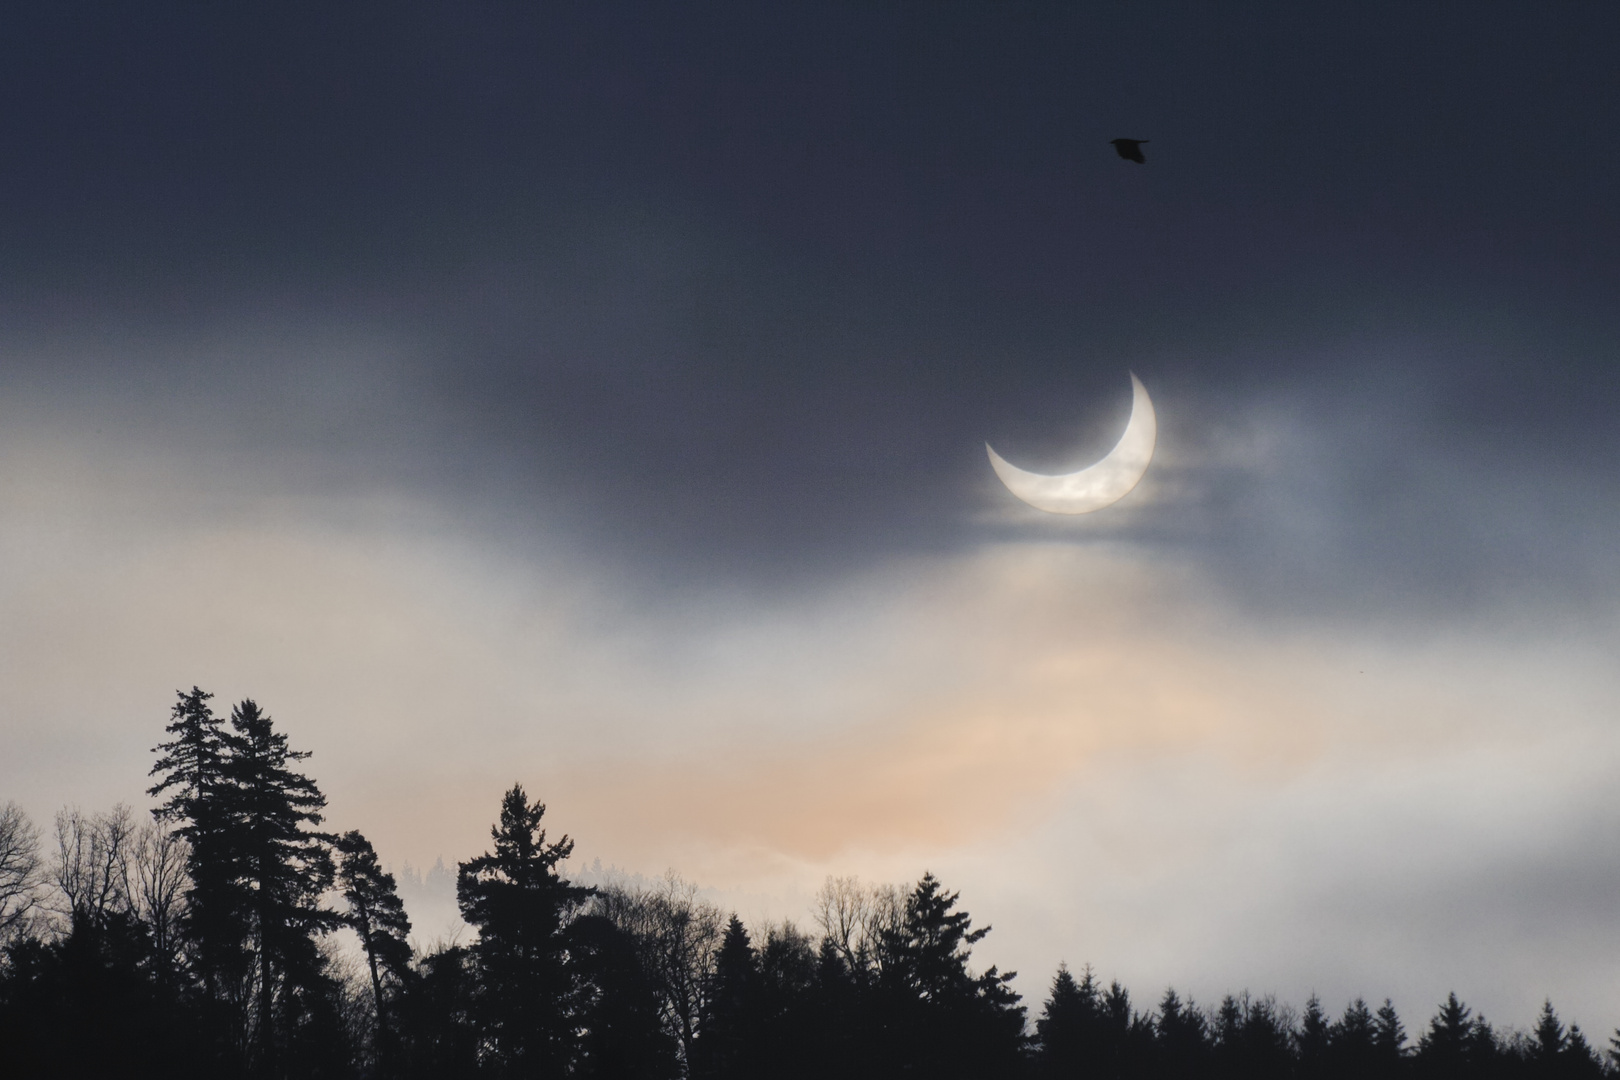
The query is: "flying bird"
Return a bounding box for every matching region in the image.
[1110,138,1148,163]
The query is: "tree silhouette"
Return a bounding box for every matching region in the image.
[335,829,412,1073]
[149,687,252,1013]
[395,943,480,1079]
[1529,1001,1605,1080]
[1327,997,1378,1079]
[694,914,757,1080]
[871,872,1026,1078]
[0,802,42,944]
[1298,994,1331,1078]
[1418,993,1477,1080]
[1157,987,1211,1078]
[457,782,595,1077]
[568,911,681,1080]
[225,699,342,1075]
[19,694,1620,1080]
[1036,963,1100,1075]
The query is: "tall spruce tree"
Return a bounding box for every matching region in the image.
[226,699,341,1074]
[458,783,594,1078]
[149,687,251,1006]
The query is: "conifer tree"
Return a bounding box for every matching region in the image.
[149,687,251,1002]
[1418,993,1474,1080]
[697,915,758,1080]
[1329,997,1378,1079]
[1298,994,1331,1078]
[225,699,341,1073]
[1375,998,1408,1069]
[1158,987,1211,1075]
[336,830,413,1070]
[458,783,595,1077]
[872,872,1026,1078]
[1036,964,1098,1075]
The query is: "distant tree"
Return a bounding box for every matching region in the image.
[335,830,413,1072]
[457,783,595,1077]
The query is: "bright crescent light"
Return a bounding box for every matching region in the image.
[986,373,1157,514]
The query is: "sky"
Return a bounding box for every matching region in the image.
[4,0,1620,1037]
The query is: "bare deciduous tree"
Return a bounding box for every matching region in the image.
[0,801,42,942]
[131,819,190,979]
[813,875,901,975]
[594,871,724,1072]
[53,803,135,929]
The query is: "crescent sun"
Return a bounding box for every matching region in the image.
[986,373,1157,514]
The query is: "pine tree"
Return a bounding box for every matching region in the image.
[1036,964,1100,1075]
[458,783,594,1077]
[225,699,341,1074]
[1417,993,1472,1080]
[1562,1024,1606,1080]
[1298,994,1331,1079]
[1374,998,1408,1070]
[1157,987,1211,1077]
[697,915,757,1080]
[871,873,1026,1078]
[1328,997,1377,1079]
[1533,1001,1568,1066]
[336,830,413,1072]
[149,687,251,1004]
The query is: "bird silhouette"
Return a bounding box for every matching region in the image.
[1110,138,1148,163]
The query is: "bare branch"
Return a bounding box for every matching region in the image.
[0,801,42,941]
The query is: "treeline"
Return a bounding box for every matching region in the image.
[0,689,1616,1079]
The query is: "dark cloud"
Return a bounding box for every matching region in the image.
[3,1,1618,609]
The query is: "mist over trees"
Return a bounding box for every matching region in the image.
[2,689,1619,1078]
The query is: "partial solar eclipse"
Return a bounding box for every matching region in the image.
[987,373,1157,514]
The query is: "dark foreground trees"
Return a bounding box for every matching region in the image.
[456,782,597,1076]
[6,686,1620,1079]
